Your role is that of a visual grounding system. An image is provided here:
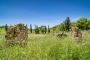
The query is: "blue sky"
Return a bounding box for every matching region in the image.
[0,0,90,28]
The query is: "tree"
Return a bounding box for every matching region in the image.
[30,24,32,33]
[59,23,65,31]
[76,17,87,30]
[45,26,47,33]
[87,20,90,29]
[35,24,37,34]
[48,25,50,34]
[26,24,28,29]
[35,25,39,34]
[40,26,45,34]
[63,17,71,31]
[5,24,8,32]
[53,27,56,33]
[36,26,39,34]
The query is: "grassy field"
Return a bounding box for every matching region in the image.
[0,28,90,60]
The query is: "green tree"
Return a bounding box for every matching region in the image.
[48,25,50,34]
[45,26,47,33]
[30,24,32,33]
[87,20,90,29]
[63,17,71,31]
[35,25,39,34]
[59,23,65,31]
[5,24,8,32]
[40,26,45,34]
[53,27,56,33]
[35,24,37,34]
[36,26,39,34]
[76,17,87,30]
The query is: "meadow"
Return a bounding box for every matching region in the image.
[0,28,90,60]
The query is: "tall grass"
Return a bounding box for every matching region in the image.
[0,30,90,60]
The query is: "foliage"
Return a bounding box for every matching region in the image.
[59,23,65,31]
[39,25,47,34]
[30,24,32,33]
[70,22,76,27]
[45,26,47,33]
[63,17,71,31]
[48,25,50,34]
[5,24,8,32]
[0,30,90,60]
[86,20,90,29]
[51,17,90,32]
[1,17,90,60]
[76,17,87,30]
[40,26,45,34]
[35,24,36,34]
[35,25,39,34]
[36,26,39,34]
[0,25,6,28]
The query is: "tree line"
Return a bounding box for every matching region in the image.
[25,24,50,34]
[52,17,90,32]
[3,24,50,34]
[1,17,90,34]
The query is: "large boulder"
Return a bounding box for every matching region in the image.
[5,23,28,45]
[5,25,16,44]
